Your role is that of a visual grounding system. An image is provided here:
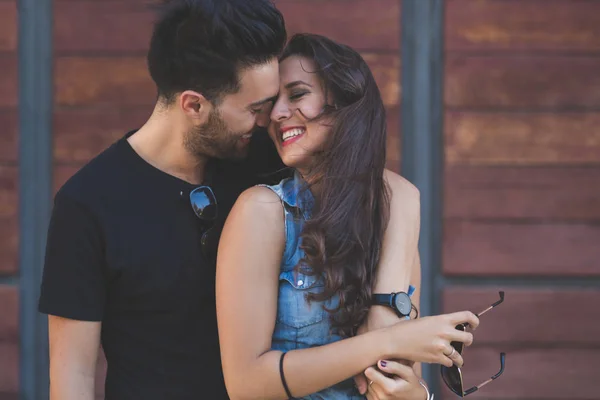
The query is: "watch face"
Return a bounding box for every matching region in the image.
[394,292,412,316]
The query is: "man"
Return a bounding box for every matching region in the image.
[39,0,427,399]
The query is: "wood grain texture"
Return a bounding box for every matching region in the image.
[363,53,401,107]
[0,218,16,275]
[0,166,17,274]
[0,109,17,163]
[277,0,400,51]
[0,165,16,220]
[441,287,600,346]
[53,0,401,52]
[445,55,600,110]
[444,166,600,221]
[386,107,401,172]
[54,2,154,53]
[443,220,600,276]
[54,57,155,106]
[54,53,399,107]
[0,286,16,398]
[0,286,17,342]
[437,348,599,399]
[0,343,17,395]
[445,111,600,165]
[0,1,17,52]
[0,56,17,107]
[445,0,600,52]
[54,108,150,164]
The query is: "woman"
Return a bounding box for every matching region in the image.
[216,34,477,400]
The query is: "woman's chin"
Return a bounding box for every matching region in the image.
[279,152,311,171]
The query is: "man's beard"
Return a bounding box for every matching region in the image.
[184,109,250,161]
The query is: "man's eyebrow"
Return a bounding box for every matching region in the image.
[249,95,279,108]
[284,80,312,89]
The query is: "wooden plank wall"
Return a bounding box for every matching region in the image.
[441,1,600,399]
[0,0,19,397]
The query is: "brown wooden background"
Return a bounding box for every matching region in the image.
[0,0,598,399]
[441,0,600,399]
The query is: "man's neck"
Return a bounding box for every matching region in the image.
[128,107,209,185]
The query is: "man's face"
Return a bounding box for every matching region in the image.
[184,59,280,161]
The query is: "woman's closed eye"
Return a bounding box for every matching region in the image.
[289,90,309,101]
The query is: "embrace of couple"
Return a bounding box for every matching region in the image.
[38,1,480,399]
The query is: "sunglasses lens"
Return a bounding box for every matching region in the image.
[441,365,463,396]
[453,324,466,354]
[190,187,217,221]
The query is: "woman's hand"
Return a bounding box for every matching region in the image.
[386,311,479,367]
[364,360,427,400]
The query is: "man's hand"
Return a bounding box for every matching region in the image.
[364,360,427,400]
[353,306,413,394]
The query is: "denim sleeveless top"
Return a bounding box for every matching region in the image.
[260,174,364,399]
[261,175,416,399]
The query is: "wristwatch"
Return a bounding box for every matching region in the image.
[371,291,412,318]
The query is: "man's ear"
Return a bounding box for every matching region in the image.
[179,90,212,124]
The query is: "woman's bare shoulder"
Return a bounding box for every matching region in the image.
[227,185,284,226]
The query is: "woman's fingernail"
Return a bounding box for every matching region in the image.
[380,360,387,367]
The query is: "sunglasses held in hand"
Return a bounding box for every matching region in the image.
[441,291,506,397]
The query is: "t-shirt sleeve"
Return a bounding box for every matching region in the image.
[38,190,106,321]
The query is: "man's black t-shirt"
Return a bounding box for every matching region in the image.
[38,130,286,399]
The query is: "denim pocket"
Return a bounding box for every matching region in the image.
[276,270,328,329]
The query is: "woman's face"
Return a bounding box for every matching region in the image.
[268,55,332,173]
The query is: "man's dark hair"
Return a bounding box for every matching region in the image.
[148,0,287,104]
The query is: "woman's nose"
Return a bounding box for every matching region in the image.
[270,99,292,122]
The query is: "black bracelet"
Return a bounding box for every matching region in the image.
[279,352,296,399]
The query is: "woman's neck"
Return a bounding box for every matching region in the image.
[297,169,323,197]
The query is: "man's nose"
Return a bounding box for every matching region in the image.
[256,111,270,128]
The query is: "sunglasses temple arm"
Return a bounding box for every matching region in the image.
[464,352,506,396]
[463,379,491,396]
[475,304,493,318]
[476,291,505,318]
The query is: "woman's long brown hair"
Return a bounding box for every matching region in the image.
[282,34,390,337]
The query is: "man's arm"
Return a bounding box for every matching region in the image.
[354,169,424,397]
[363,169,421,330]
[49,316,101,400]
[373,170,421,294]
[39,189,107,399]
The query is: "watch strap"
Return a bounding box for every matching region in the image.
[372,293,393,307]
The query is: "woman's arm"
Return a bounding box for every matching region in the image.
[216,186,476,400]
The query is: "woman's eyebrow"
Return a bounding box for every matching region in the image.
[284,80,312,89]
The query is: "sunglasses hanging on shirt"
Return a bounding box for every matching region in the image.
[189,186,218,260]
